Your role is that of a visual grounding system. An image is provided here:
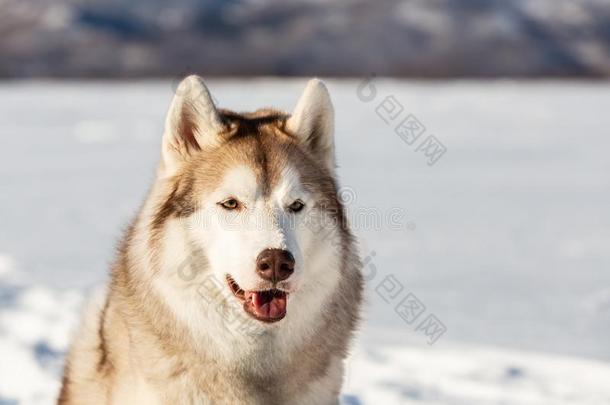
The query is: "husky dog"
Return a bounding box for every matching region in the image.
[59,76,363,405]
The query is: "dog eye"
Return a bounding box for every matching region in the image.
[288,200,305,213]
[219,198,240,210]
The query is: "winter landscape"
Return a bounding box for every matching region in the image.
[1,79,610,404]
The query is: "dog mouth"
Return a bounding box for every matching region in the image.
[226,275,287,323]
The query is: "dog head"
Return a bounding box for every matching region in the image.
[152,76,348,327]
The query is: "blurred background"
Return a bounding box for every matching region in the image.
[1,1,610,404]
[2,0,610,78]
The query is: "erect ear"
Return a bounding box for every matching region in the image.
[286,79,335,171]
[160,75,224,176]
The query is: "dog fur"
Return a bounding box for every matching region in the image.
[59,76,363,405]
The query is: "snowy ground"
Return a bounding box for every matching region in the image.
[1,79,610,404]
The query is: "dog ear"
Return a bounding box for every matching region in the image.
[286,79,335,171]
[160,75,224,176]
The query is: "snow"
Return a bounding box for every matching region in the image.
[344,342,610,405]
[1,79,609,404]
[0,282,82,405]
[0,255,15,279]
[2,282,610,405]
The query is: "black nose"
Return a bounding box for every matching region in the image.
[256,249,295,282]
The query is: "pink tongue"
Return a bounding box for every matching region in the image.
[252,291,287,319]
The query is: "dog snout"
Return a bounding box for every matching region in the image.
[256,249,295,282]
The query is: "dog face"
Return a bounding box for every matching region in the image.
[153,76,346,326]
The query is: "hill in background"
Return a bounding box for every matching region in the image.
[1,0,610,78]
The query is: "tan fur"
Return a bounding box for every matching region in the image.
[59,78,363,405]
